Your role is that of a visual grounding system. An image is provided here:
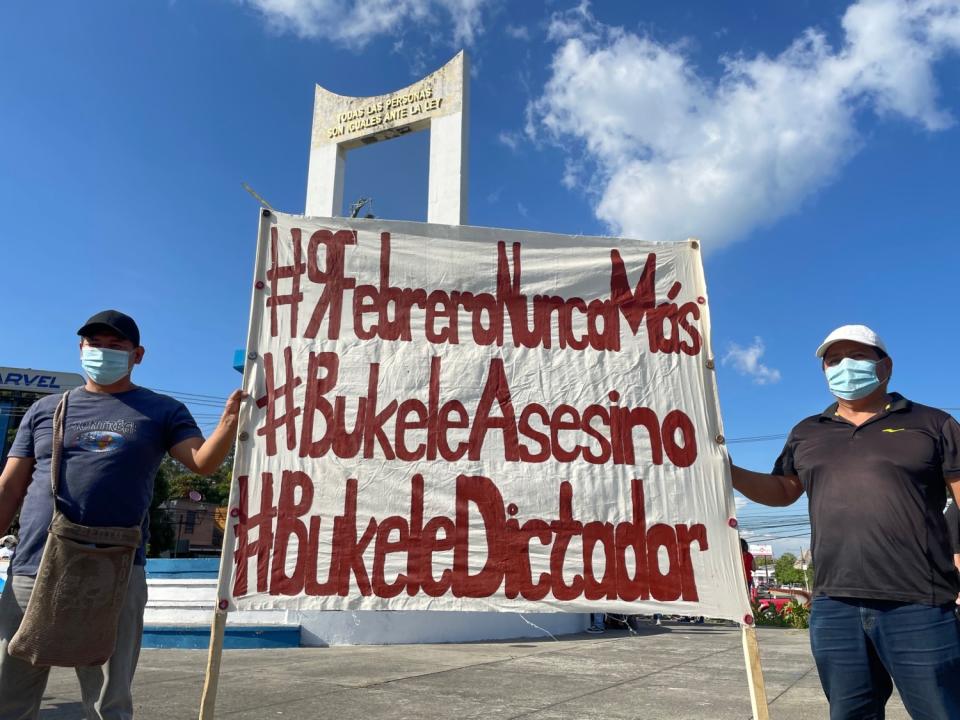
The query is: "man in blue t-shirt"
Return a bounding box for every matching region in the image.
[0,310,243,720]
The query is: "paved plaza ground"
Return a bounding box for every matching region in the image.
[37,621,909,719]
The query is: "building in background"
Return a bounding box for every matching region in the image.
[158,497,226,556]
[749,543,775,585]
[1,366,85,468]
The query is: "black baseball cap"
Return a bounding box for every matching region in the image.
[77,310,141,347]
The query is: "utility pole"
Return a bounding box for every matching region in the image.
[799,547,810,591]
[174,515,183,559]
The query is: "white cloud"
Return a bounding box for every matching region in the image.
[498,130,522,151]
[561,158,582,189]
[546,1,596,43]
[723,337,782,385]
[505,23,530,41]
[529,0,960,248]
[240,0,493,47]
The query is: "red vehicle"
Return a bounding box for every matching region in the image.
[753,587,809,617]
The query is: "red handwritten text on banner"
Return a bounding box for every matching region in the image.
[221,214,749,621]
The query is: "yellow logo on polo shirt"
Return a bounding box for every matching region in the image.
[882,428,906,433]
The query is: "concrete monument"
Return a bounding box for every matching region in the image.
[170,50,578,648]
[305,51,469,225]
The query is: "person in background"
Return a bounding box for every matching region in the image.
[586,612,605,633]
[741,538,755,596]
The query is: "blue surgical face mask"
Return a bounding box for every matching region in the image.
[81,346,132,385]
[824,357,882,400]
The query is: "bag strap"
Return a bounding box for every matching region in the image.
[50,390,70,509]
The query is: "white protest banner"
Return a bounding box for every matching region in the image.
[217,211,752,622]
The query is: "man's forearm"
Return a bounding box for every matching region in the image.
[731,465,802,507]
[170,390,245,476]
[192,420,238,476]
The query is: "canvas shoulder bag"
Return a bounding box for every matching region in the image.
[9,390,143,667]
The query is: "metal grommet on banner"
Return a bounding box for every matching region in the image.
[247,351,258,360]
[705,359,715,370]
[715,434,725,445]
[230,508,240,518]
[690,239,700,250]
[255,280,265,290]
[238,431,249,442]
[728,518,739,528]
[218,599,229,611]
[262,209,271,218]
[697,296,706,305]
[743,614,754,626]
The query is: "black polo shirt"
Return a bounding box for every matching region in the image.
[773,393,960,606]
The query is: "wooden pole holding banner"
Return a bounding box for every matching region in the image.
[742,625,770,719]
[198,207,273,719]
[199,612,227,719]
[692,238,771,720]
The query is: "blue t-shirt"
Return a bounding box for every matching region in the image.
[8,386,202,575]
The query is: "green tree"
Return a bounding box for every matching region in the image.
[775,553,794,584]
[148,457,177,556]
[147,450,235,556]
[166,447,235,505]
[775,553,806,585]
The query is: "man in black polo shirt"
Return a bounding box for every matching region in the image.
[731,324,960,719]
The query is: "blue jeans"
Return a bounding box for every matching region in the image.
[809,596,960,719]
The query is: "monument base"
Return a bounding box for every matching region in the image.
[145,561,586,646]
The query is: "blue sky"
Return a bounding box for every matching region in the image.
[3,0,959,554]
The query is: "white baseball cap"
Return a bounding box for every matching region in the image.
[815,324,887,358]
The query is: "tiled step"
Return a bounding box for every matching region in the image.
[142,623,301,649]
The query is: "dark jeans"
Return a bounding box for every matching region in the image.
[809,595,960,719]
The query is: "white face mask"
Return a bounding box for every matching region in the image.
[81,346,131,385]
